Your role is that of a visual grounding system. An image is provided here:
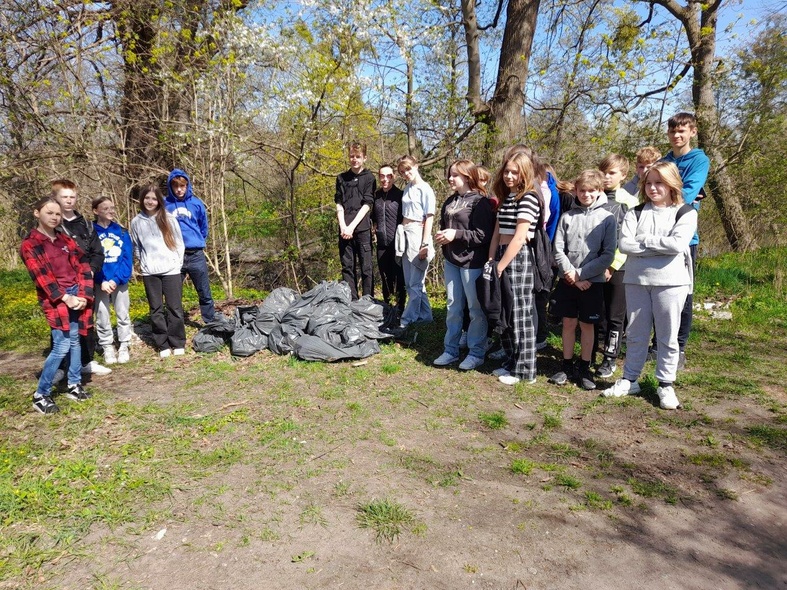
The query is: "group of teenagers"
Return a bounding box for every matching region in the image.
[21,170,220,414]
[335,112,710,411]
[20,112,708,415]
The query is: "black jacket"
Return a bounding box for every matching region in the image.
[335,169,376,232]
[372,185,403,247]
[58,212,104,276]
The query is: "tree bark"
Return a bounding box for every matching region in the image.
[651,0,758,251]
[461,0,541,157]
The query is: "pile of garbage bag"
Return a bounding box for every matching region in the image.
[192,281,399,362]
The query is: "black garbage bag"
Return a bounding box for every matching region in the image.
[192,316,237,353]
[267,323,301,355]
[230,325,268,357]
[293,334,380,362]
[256,287,298,335]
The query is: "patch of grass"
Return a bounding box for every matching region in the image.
[300,502,327,527]
[542,414,562,429]
[584,491,612,510]
[628,477,678,504]
[479,410,508,430]
[610,485,633,506]
[356,498,418,543]
[745,425,787,451]
[510,458,536,475]
[715,488,739,501]
[554,473,581,489]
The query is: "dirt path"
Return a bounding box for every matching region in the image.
[2,340,785,590]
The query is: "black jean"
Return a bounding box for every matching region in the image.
[339,230,373,300]
[596,270,626,360]
[143,274,186,351]
[677,244,697,351]
[376,242,405,311]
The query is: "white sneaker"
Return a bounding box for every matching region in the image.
[160,349,172,358]
[433,352,459,366]
[498,374,536,385]
[117,344,130,364]
[458,331,468,349]
[657,385,680,410]
[489,348,508,361]
[82,360,112,375]
[602,378,641,398]
[103,345,117,365]
[459,355,484,371]
[173,348,186,356]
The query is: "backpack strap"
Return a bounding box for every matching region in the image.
[634,202,693,223]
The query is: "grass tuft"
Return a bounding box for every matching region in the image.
[356,498,418,543]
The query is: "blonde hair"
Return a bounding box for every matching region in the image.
[492,152,536,202]
[635,146,661,166]
[639,161,684,205]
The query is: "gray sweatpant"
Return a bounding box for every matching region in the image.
[623,284,689,384]
[95,283,132,347]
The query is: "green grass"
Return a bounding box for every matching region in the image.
[479,410,508,430]
[356,498,420,543]
[0,247,786,583]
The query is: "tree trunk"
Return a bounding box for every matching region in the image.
[653,0,758,251]
[461,0,541,157]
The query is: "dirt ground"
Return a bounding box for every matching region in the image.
[1,329,786,590]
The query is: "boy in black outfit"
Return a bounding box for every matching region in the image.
[335,141,376,300]
[372,164,405,312]
[51,178,111,376]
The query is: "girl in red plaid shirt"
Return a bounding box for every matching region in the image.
[20,197,94,414]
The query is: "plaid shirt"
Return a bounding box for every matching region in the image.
[20,229,94,334]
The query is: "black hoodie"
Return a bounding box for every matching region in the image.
[334,168,376,233]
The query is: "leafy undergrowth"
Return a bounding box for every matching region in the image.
[0,248,785,588]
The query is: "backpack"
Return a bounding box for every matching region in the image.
[528,191,555,292]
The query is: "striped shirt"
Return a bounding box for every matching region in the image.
[497,191,539,240]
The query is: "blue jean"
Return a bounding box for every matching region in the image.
[182,249,215,322]
[400,223,433,326]
[444,261,486,358]
[38,316,81,396]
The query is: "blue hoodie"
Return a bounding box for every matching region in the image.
[165,168,209,249]
[662,148,709,246]
[95,221,133,285]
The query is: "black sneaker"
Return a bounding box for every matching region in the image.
[64,383,92,401]
[549,371,569,385]
[33,396,59,414]
[596,358,616,379]
[578,369,597,391]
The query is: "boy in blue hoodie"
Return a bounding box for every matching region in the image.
[662,113,710,369]
[165,169,217,323]
[92,197,133,363]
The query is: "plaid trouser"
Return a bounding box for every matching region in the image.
[499,245,536,380]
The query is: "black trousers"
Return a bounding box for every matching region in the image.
[596,270,626,360]
[339,230,373,300]
[143,274,186,351]
[377,242,405,312]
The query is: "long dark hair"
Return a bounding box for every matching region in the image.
[137,184,177,250]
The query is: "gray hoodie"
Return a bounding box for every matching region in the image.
[553,193,617,283]
[130,211,185,276]
[619,202,697,288]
